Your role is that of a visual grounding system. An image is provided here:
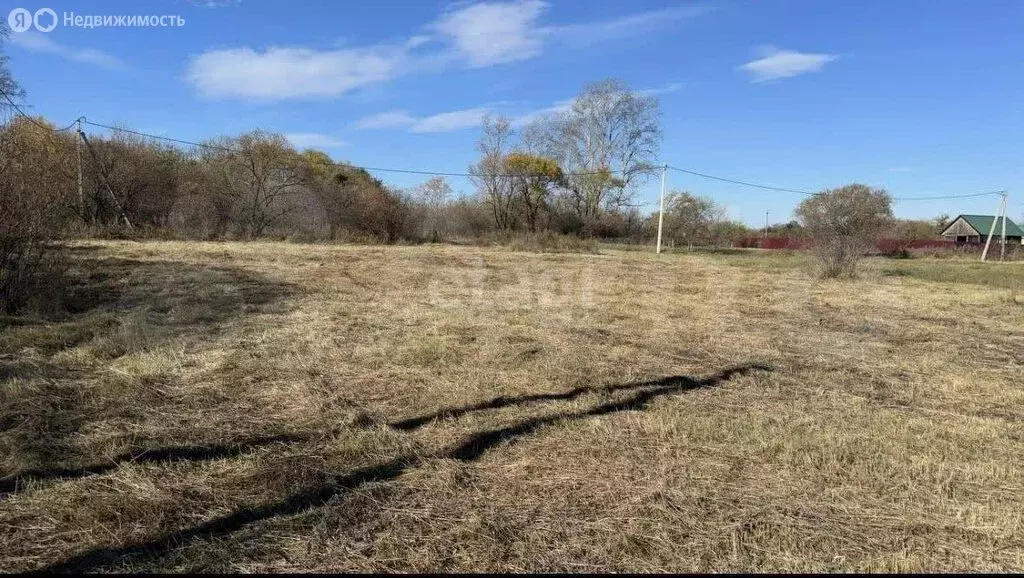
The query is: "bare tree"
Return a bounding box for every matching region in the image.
[299,149,411,242]
[184,143,240,238]
[200,131,304,238]
[240,132,305,237]
[652,190,720,249]
[504,152,563,232]
[414,175,452,240]
[796,184,894,278]
[84,128,182,228]
[301,149,351,239]
[528,79,661,230]
[0,35,72,311]
[470,115,516,230]
[415,175,452,207]
[332,182,413,243]
[0,24,24,104]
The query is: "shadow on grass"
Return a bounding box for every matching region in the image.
[0,433,310,495]
[36,363,773,574]
[1,251,302,489]
[391,364,770,431]
[1,254,300,355]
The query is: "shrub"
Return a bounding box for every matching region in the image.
[445,199,494,239]
[0,117,73,313]
[795,184,893,278]
[0,241,68,314]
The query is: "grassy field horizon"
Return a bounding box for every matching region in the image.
[1,240,1021,572]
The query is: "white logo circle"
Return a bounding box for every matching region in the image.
[7,8,32,32]
[33,7,57,32]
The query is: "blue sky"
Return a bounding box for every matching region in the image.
[4,0,1023,226]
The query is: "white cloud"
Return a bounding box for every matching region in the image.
[411,107,490,133]
[552,5,710,47]
[352,110,417,130]
[355,97,577,133]
[431,2,707,68]
[184,3,710,101]
[432,0,548,67]
[185,46,404,100]
[510,98,573,127]
[739,46,838,82]
[285,133,350,149]
[355,77,677,133]
[9,31,123,69]
[638,82,683,97]
[405,35,433,49]
[353,107,489,133]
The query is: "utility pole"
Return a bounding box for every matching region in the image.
[656,163,667,254]
[76,117,85,222]
[1000,191,1008,261]
[78,128,133,231]
[981,191,1007,262]
[763,209,769,240]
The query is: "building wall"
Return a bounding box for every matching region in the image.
[948,235,1023,245]
[941,217,979,238]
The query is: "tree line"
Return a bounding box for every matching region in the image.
[1,69,762,250]
[0,27,990,311]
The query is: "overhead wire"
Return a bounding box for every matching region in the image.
[81,120,634,179]
[85,122,1011,201]
[667,164,1005,202]
[667,165,815,196]
[0,94,1010,203]
[0,86,78,132]
[890,190,1005,201]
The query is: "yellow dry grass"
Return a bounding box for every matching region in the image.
[1,240,1022,572]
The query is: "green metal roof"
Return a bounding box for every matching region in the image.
[954,215,1024,237]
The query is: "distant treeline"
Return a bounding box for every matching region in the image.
[2,70,961,248]
[0,45,971,313]
[1,80,675,244]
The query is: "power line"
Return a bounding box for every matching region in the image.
[81,120,633,179]
[84,120,467,175]
[83,120,236,153]
[667,165,816,196]
[94,121,1007,202]
[667,164,1005,201]
[1,95,1009,203]
[0,86,78,132]
[891,190,1005,201]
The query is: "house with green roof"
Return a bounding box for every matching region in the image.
[940,215,1024,245]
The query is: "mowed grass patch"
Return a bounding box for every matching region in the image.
[875,257,1024,291]
[0,240,1021,572]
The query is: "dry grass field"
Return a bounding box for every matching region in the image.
[1,240,1022,572]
